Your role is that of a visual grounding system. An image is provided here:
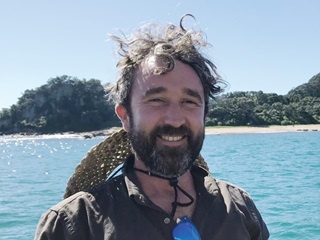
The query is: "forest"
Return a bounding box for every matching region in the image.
[0,73,319,134]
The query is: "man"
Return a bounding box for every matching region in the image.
[35,15,269,239]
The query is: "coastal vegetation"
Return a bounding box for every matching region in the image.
[207,72,320,126]
[0,76,120,134]
[0,73,319,135]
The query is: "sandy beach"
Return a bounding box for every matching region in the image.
[105,125,320,136]
[79,124,320,137]
[205,124,320,135]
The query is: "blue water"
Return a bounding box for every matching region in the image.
[0,132,319,239]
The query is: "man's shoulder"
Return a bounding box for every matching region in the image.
[192,166,250,196]
[193,167,249,198]
[50,175,125,213]
[213,178,255,205]
[202,174,256,208]
[215,179,249,195]
[35,178,127,240]
[50,191,87,212]
[214,179,270,239]
[215,179,262,223]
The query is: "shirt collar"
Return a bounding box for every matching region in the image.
[122,155,220,198]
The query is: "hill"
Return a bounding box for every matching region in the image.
[206,72,320,126]
[0,76,120,134]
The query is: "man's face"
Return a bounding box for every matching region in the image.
[118,58,205,178]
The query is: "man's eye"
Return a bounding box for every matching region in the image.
[148,98,165,105]
[183,100,199,107]
[149,98,165,102]
[185,100,196,104]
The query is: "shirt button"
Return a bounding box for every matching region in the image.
[164,218,170,224]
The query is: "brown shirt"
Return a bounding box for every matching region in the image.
[35,157,269,240]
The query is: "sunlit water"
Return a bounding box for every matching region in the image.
[1,132,319,239]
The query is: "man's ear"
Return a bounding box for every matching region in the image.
[115,104,130,132]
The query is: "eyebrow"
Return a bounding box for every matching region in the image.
[143,86,203,103]
[184,88,203,103]
[143,87,166,98]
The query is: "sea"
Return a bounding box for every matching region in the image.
[0,131,319,240]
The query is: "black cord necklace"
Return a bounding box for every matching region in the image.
[133,167,194,218]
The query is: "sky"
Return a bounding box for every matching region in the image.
[1,0,319,110]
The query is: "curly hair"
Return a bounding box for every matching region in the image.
[108,14,226,114]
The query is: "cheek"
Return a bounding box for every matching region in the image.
[132,107,160,129]
[188,108,205,121]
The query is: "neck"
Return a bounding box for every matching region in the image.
[133,159,196,220]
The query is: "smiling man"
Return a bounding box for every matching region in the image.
[118,58,205,179]
[35,15,269,240]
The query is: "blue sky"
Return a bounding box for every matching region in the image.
[1,0,319,110]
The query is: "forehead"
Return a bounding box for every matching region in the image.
[132,58,204,97]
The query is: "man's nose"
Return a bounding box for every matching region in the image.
[163,103,186,128]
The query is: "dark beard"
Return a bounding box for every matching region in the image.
[129,124,204,178]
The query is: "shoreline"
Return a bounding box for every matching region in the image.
[1,125,319,140]
[205,124,320,135]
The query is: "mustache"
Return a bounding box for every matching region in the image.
[153,125,191,136]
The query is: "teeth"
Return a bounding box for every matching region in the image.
[161,135,183,142]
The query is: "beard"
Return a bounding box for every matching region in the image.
[129,123,204,178]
